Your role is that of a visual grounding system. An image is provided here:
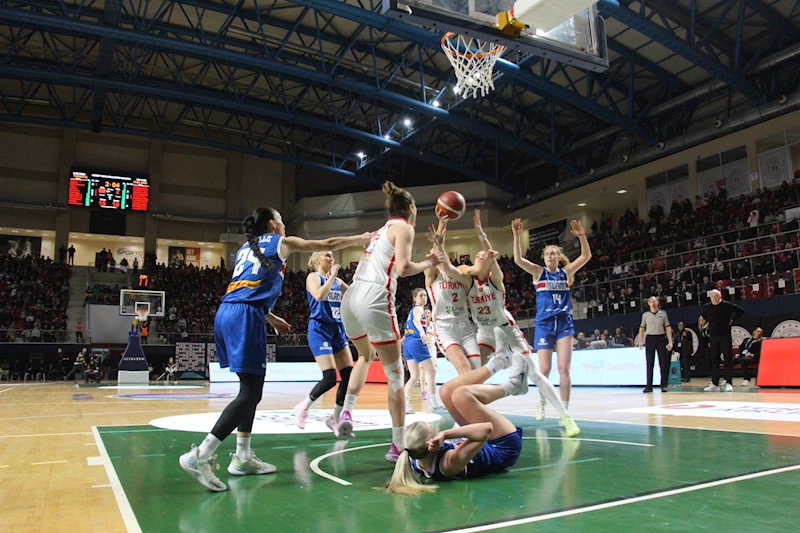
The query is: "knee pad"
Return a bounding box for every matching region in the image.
[320,368,337,387]
[382,358,404,392]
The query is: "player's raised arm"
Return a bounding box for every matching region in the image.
[512,218,543,279]
[281,232,373,257]
[393,223,444,278]
[562,220,592,277]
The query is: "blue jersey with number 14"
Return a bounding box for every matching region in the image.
[534,267,572,322]
[221,234,287,312]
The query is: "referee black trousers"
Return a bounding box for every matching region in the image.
[645,336,669,389]
[710,335,734,386]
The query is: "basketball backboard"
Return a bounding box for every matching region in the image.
[382,0,608,72]
[119,289,166,318]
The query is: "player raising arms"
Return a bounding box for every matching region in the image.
[511,219,591,421]
[402,288,440,413]
[179,207,371,492]
[431,222,580,436]
[335,182,445,462]
[424,216,482,374]
[294,251,354,431]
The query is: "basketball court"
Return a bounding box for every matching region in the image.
[2,0,800,531]
[1,382,799,532]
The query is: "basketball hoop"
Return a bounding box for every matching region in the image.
[441,32,505,99]
[135,308,149,327]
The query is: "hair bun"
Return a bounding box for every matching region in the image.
[382,181,399,197]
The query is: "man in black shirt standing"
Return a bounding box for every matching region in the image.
[701,290,745,392]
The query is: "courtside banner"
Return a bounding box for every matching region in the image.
[619,401,800,423]
[209,348,663,386]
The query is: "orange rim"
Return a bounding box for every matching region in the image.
[441,32,504,59]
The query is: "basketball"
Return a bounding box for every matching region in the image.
[436,191,466,220]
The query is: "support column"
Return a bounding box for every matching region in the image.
[55,129,76,251]
[225,136,243,220]
[145,139,163,255]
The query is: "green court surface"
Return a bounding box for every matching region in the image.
[96,417,800,532]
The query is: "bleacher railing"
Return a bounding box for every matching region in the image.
[0,329,71,343]
[583,217,800,282]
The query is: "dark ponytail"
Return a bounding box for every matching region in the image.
[382,181,414,219]
[243,207,277,271]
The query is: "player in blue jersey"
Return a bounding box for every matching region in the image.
[294,251,354,431]
[384,328,527,495]
[402,288,440,413]
[179,207,371,492]
[511,218,592,421]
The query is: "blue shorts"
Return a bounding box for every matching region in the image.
[403,337,431,363]
[534,314,575,350]
[308,320,348,357]
[214,302,267,376]
[467,427,523,477]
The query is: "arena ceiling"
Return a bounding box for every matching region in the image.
[0,0,799,201]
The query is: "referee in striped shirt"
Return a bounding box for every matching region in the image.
[638,296,673,393]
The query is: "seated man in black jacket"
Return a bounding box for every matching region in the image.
[736,328,763,387]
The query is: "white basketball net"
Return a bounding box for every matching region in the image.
[136,309,148,324]
[441,32,505,99]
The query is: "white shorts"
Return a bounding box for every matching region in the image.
[434,318,480,364]
[476,311,531,355]
[341,281,401,345]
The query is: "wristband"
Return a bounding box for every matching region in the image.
[478,233,488,241]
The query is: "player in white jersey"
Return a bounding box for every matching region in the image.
[429,223,581,437]
[336,181,445,462]
[425,216,483,373]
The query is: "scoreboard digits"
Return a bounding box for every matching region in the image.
[68,170,150,211]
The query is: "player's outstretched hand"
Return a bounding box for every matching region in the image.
[570,220,586,238]
[268,314,292,335]
[359,231,376,246]
[427,224,445,248]
[424,250,445,268]
[512,218,523,236]
[331,263,341,278]
[473,209,483,233]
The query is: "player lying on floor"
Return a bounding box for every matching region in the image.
[383,328,530,495]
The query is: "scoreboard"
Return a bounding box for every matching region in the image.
[69,169,150,211]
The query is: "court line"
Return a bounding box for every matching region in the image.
[591,419,800,439]
[309,443,388,486]
[92,426,143,533]
[0,432,94,438]
[0,408,213,421]
[425,462,800,533]
[0,465,9,468]
[92,484,112,489]
[137,453,166,458]
[508,457,603,473]
[521,436,653,448]
[0,387,13,394]
[31,460,67,465]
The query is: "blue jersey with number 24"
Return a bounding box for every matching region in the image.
[221,233,287,312]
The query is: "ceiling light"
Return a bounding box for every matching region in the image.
[617,189,628,194]
[11,230,19,233]
[26,230,32,233]
[432,101,440,108]
[356,152,365,159]
[84,234,92,237]
[403,118,412,127]
[384,134,390,140]
[198,242,205,245]
[577,203,587,207]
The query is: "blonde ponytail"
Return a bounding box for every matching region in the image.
[308,252,324,269]
[379,422,438,496]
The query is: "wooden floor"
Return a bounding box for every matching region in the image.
[1,379,799,532]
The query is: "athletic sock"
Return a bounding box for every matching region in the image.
[302,396,314,409]
[343,393,358,413]
[333,404,343,420]
[235,436,251,461]
[197,434,222,461]
[485,354,508,375]
[563,400,570,410]
[392,426,404,449]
